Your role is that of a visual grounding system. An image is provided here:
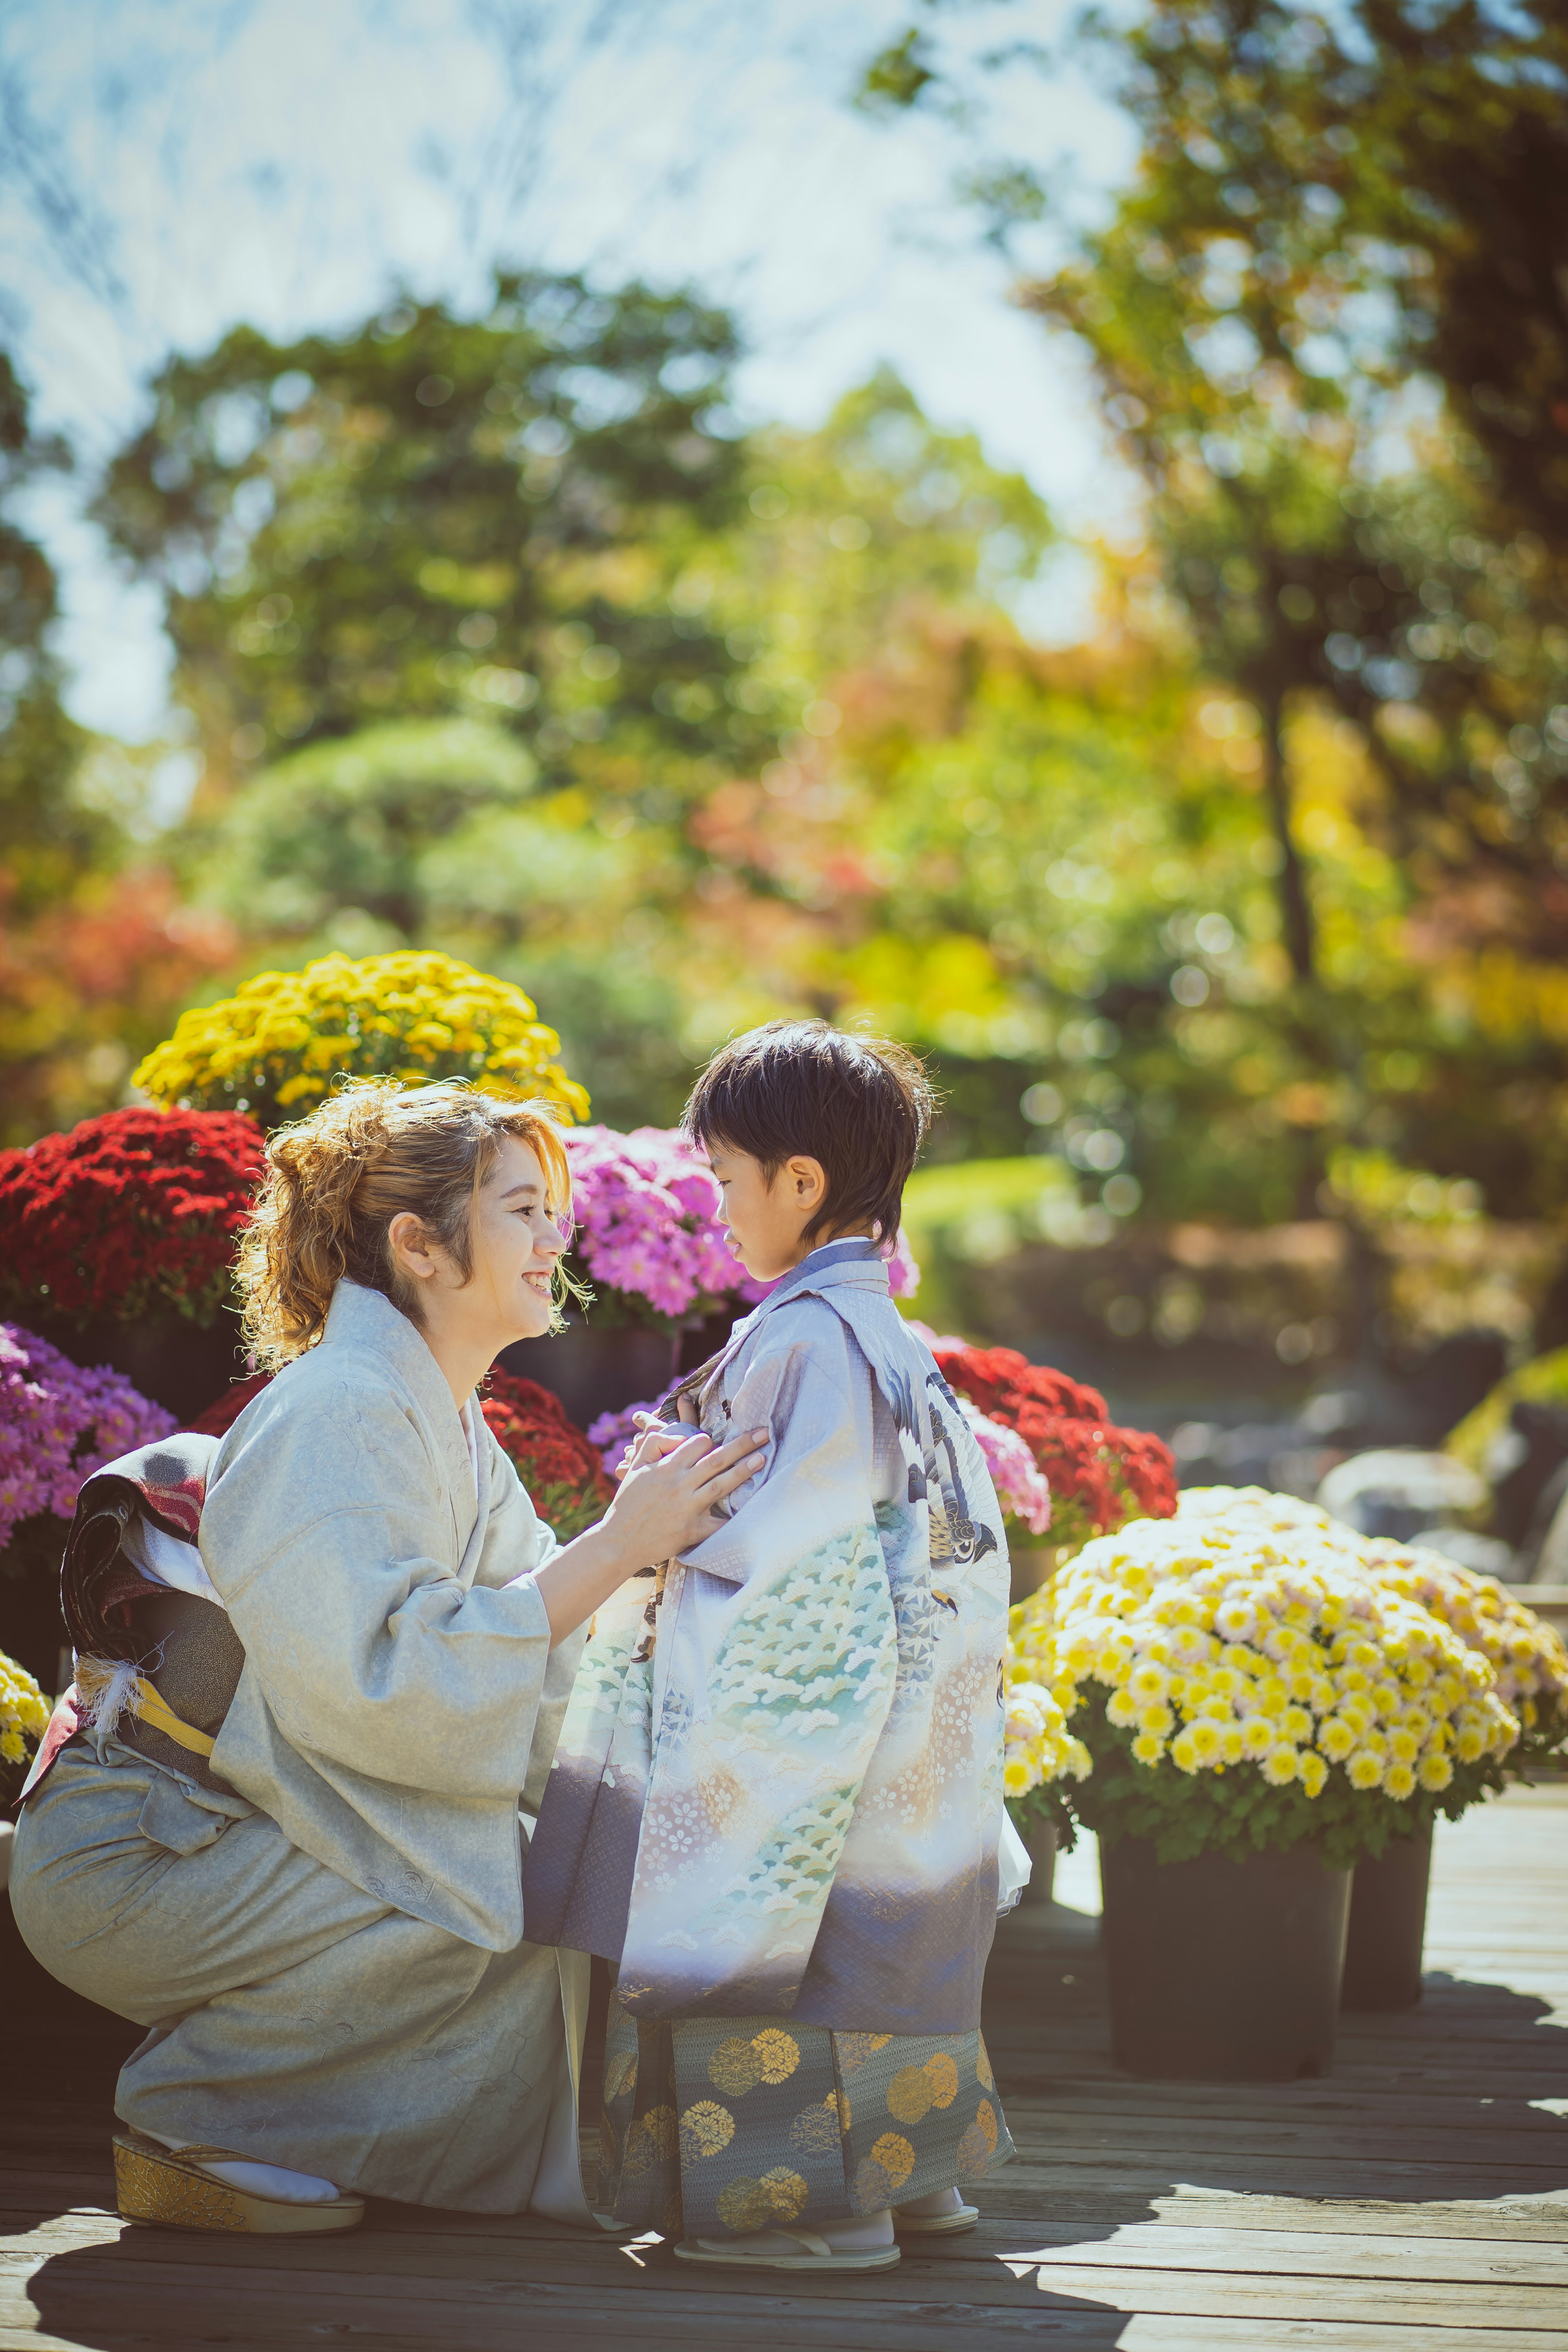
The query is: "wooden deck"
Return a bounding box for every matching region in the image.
[4,1783,1566,2352]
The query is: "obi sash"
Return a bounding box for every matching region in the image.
[21,1434,245,1804]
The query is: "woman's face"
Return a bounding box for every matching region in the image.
[465,1134,567,1345]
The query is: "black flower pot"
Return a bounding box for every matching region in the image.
[0,1512,71,1696]
[498,1323,681,1434]
[1341,1826,1432,2011]
[22,1307,247,1426]
[1100,1835,1352,2081]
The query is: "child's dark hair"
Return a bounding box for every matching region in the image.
[684,1020,934,1247]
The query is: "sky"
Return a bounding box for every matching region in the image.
[0,0,1140,745]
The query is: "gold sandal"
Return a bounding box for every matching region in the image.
[112,2129,365,2235]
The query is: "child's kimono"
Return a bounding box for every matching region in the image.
[524,1237,1015,2237]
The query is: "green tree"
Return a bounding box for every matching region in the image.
[0,353,88,915]
[862,0,1568,976]
[849,0,1568,1234]
[94,274,762,817]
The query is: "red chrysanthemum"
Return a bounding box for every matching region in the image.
[0,1108,265,1327]
[481,1371,614,1539]
[933,1341,1177,1546]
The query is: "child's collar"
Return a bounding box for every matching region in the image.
[768,1235,885,1303]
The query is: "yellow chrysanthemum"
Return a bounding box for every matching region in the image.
[134,951,589,1127]
[1007,1487,1541,1837]
[1170,1727,1202,1774]
[1131,1731,1165,1766]
[1382,1761,1417,1800]
[0,1648,49,1749]
[1316,1717,1355,1762]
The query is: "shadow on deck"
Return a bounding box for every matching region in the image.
[5,1787,1567,2351]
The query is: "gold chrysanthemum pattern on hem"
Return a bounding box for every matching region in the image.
[594,1994,1012,2239]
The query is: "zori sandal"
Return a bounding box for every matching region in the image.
[893,2199,980,2235]
[112,2129,365,2235]
[675,2227,900,2271]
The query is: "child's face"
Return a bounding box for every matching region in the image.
[705,1140,832,1281]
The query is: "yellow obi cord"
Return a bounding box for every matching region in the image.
[134,1675,217,1759]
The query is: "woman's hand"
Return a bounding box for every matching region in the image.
[614,1390,704,1478]
[605,1425,766,1562]
[532,1424,766,1646]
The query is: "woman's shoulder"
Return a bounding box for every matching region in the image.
[211,1335,434,1495]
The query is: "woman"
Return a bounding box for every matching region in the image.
[10,1081,764,2235]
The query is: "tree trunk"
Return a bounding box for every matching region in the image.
[1262,694,1314,983]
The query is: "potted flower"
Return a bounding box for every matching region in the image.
[1033,1486,1517,2080]
[0,1108,265,1419]
[479,1371,615,1539]
[0,1323,176,1692]
[134,949,588,1132]
[503,1125,768,1428]
[1341,1535,1568,2009]
[931,1341,1178,1588]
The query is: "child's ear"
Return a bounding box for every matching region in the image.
[785,1156,829,1212]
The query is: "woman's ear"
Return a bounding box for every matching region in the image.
[386,1209,440,1285]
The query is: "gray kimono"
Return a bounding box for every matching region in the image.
[10,1281,592,2216]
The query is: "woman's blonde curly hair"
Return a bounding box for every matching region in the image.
[234,1080,574,1371]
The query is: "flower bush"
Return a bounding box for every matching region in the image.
[564,1125,759,1330]
[564,1122,920,1332]
[935,1343,1177,1553]
[0,1108,265,1328]
[1006,1579,1092,1843]
[481,1370,614,1541]
[958,1397,1051,1539]
[1,1323,176,1552]
[1015,1486,1519,1869]
[134,951,588,1131]
[0,1644,49,1773]
[1177,1488,1568,1770]
[1356,1543,1565,1766]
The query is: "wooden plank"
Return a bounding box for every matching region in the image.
[2,1781,1564,2348]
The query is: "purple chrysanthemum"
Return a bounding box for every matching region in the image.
[0,1323,176,1548]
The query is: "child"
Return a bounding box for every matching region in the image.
[524,1020,1014,2271]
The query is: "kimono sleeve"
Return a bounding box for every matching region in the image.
[201,1367,555,1803]
[676,1298,873,1588]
